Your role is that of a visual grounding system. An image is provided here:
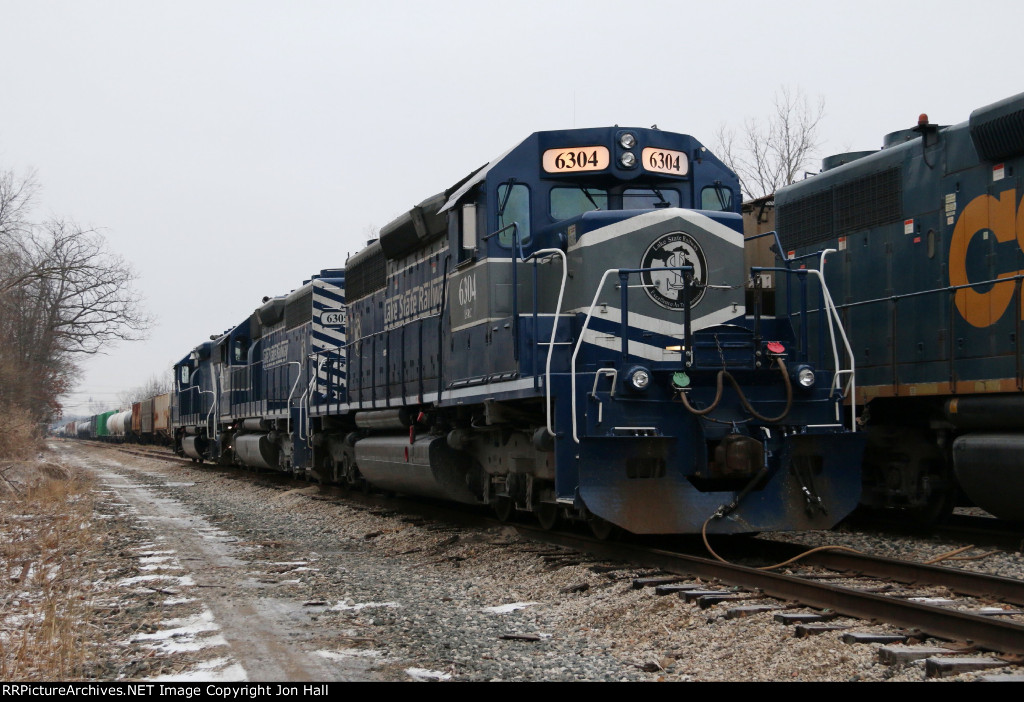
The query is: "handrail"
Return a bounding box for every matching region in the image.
[570,266,693,444]
[802,271,1024,312]
[482,221,525,260]
[753,248,857,429]
[300,356,323,444]
[285,361,302,436]
[522,248,567,437]
[181,385,215,439]
[201,388,217,442]
[790,269,1024,403]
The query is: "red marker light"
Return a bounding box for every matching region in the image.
[918,113,929,127]
[766,342,786,354]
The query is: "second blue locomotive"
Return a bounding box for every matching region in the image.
[776,92,1024,522]
[173,126,864,535]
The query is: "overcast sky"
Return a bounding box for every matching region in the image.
[1,0,1020,417]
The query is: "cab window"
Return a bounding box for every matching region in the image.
[496,183,531,248]
[701,184,734,211]
[233,338,249,364]
[623,188,680,209]
[550,187,608,220]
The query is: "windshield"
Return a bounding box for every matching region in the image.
[550,187,608,220]
[550,186,684,221]
[623,188,680,209]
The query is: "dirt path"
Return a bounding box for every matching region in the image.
[54,442,382,682]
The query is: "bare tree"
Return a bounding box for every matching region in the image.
[20,219,149,355]
[715,87,826,200]
[0,168,36,242]
[117,371,174,407]
[0,168,149,428]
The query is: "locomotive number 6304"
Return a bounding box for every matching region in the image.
[542,146,610,173]
[642,147,689,175]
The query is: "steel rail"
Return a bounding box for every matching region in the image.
[523,527,1024,655]
[756,539,1024,606]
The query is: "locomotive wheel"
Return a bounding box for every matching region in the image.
[334,455,352,489]
[493,496,515,522]
[333,456,352,491]
[325,456,335,483]
[536,502,559,531]
[588,515,618,541]
[910,478,956,525]
[865,425,954,525]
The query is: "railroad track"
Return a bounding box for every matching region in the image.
[90,440,1024,670]
[525,527,1024,664]
[845,511,1024,554]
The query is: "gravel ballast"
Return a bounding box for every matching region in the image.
[28,441,1024,682]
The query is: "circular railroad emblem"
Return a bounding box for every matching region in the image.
[640,232,707,309]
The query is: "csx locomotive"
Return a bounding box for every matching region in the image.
[172,126,864,535]
[776,91,1024,522]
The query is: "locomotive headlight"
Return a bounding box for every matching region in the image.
[620,152,637,168]
[626,366,651,392]
[792,365,816,388]
[619,133,636,149]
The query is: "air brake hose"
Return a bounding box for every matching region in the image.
[678,358,793,423]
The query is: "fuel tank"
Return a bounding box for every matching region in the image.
[182,435,208,461]
[234,433,279,470]
[952,433,1024,520]
[354,435,481,504]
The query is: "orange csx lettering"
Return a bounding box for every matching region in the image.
[948,188,1024,328]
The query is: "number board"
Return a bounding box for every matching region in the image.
[542,146,610,173]
[642,147,689,176]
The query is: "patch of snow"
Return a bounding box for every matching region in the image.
[130,609,220,642]
[315,648,383,661]
[119,574,196,587]
[482,602,540,614]
[330,601,401,612]
[139,564,183,572]
[145,633,229,654]
[148,657,247,682]
[406,667,452,681]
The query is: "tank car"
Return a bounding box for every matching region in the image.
[107,409,133,442]
[775,92,1024,521]
[77,418,92,439]
[172,126,864,535]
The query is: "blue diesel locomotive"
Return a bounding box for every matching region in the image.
[173,126,864,535]
[775,92,1024,522]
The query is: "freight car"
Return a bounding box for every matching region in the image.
[171,125,864,536]
[775,92,1024,521]
[131,394,171,445]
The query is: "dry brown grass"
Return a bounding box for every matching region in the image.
[0,406,42,462]
[0,464,100,680]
